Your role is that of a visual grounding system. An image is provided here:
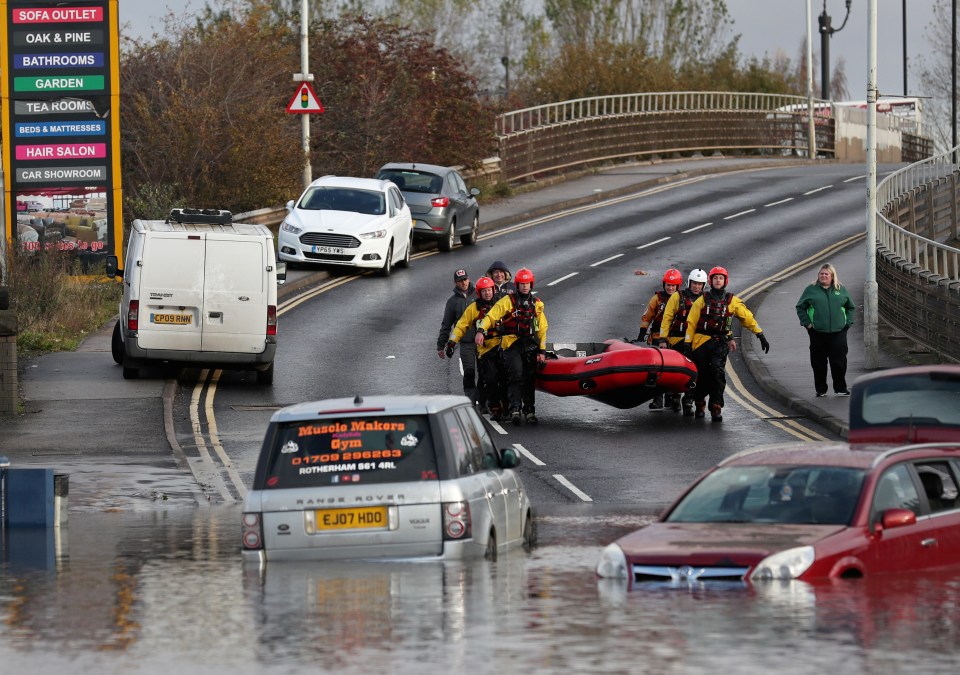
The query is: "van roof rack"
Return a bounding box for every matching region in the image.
[167,208,232,225]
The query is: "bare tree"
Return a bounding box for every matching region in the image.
[917,0,955,151]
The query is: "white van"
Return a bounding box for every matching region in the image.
[105,208,286,384]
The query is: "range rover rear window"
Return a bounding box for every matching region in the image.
[261,415,437,488]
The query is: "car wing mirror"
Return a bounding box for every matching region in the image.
[500,447,521,469]
[876,507,917,534]
[104,255,119,278]
[275,261,287,284]
[286,199,295,211]
[470,187,480,197]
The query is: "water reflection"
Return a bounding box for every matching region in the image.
[0,507,959,672]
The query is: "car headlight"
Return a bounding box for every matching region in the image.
[281,221,302,235]
[750,546,815,580]
[596,543,629,579]
[360,229,387,239]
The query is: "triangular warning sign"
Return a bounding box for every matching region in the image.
[286,82,325,114]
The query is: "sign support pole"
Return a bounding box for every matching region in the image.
[300,0,311,190]
[865,0,879,369]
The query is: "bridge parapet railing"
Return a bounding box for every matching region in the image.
[876,145,960,362]
[496,92,835,182]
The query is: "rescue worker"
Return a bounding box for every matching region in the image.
[683,266,770,422]
[437,269,478,405]
[475,267,547,426]
[486,260,516,299]
[658,268,708,416]
[445,277,507,420]
[637,268,682,410]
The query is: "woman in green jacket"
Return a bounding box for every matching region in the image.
[795,263,856,397]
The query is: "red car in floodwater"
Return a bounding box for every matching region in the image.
[597,366,960,587]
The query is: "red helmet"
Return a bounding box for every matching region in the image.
[475,276,495,295]
[708,266,729,288]
[514,267,535,285]
[662,268,683,286]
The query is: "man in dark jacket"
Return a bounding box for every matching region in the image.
[486,260,516,300]
[437,269,478,405]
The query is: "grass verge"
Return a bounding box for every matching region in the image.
[4,248,121,356]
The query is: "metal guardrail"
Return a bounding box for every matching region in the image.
[876,145,960,363]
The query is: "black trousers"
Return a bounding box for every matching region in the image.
[808,329,848,394]
[691,338,729,408]
[668,342,694,406]
[479,349,507,410]
[502,343,537,413]
[459,342,478,403]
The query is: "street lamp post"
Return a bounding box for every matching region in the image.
[501,56,510,97]
[818,0,853,100]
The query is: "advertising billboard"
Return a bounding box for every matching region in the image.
[1,0,121,266]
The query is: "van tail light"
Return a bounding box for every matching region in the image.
[266,305,277,336]
[242,512,263,550]
[442,501,472,540]
[128,300,139,331]
[430,196,450,208]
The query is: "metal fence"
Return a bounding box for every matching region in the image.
[876,146,960,362]
[496,92,838,182]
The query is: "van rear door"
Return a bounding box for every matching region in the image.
[201,234,268,354]
[137,234,205,351]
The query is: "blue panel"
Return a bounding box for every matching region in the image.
[6,468,55,527]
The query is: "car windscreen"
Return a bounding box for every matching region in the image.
[297,187,385,215]
[666,465,866,526]
[855,373,960,428]
[377,170,441,194]
[259,415,438,488]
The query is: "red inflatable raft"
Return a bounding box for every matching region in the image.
[536,339,697,409]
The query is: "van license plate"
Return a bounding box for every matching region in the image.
[314,506,387,531]
[312,245,344,254]
[151,313,191,325]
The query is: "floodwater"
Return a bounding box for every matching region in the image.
[2,507,959,674]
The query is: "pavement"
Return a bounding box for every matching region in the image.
[0,155,922,510]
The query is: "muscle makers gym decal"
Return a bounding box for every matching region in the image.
[1,0,122,260]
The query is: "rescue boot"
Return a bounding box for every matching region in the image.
[669,394,681,413]
[649,393,664,410]
[694,402,706,419]
[510,409,522,426]
[710,404,723,423]
[682,397,695,417]
[488,404,503,422]
[525,411,539,425]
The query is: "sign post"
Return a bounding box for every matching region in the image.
[1,0,122,269]
[288,0,322,192]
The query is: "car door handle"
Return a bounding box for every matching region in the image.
[921,538,938,548]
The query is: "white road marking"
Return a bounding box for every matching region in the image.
[554,474,593,502]
[764,197,793,207]
[548,272,579,286]
[637,236,670,249]
[803,185,833,195]
[514,443,545,466]
[682,222,712,233]
[843,175,865,182]
[723,209,755,220]
[490,419,508,434]
[590,253,624,267]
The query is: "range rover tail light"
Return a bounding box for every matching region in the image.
[128,300,139,331]
[242,512,263,550]
[442,501,471,540]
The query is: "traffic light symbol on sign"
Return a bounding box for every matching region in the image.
[286,82,324,114]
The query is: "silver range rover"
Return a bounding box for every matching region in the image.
[242,394,534,564]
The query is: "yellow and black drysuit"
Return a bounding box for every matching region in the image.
[658,287,704,414]
[684,289,764,414]
[450,296,505,414]
[478,292,548,416]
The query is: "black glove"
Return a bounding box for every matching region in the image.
[444,341,456,358]
[681,342,693,358]
[757,333,770,353]
[658,340,669,350]
[636,328,647,343]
